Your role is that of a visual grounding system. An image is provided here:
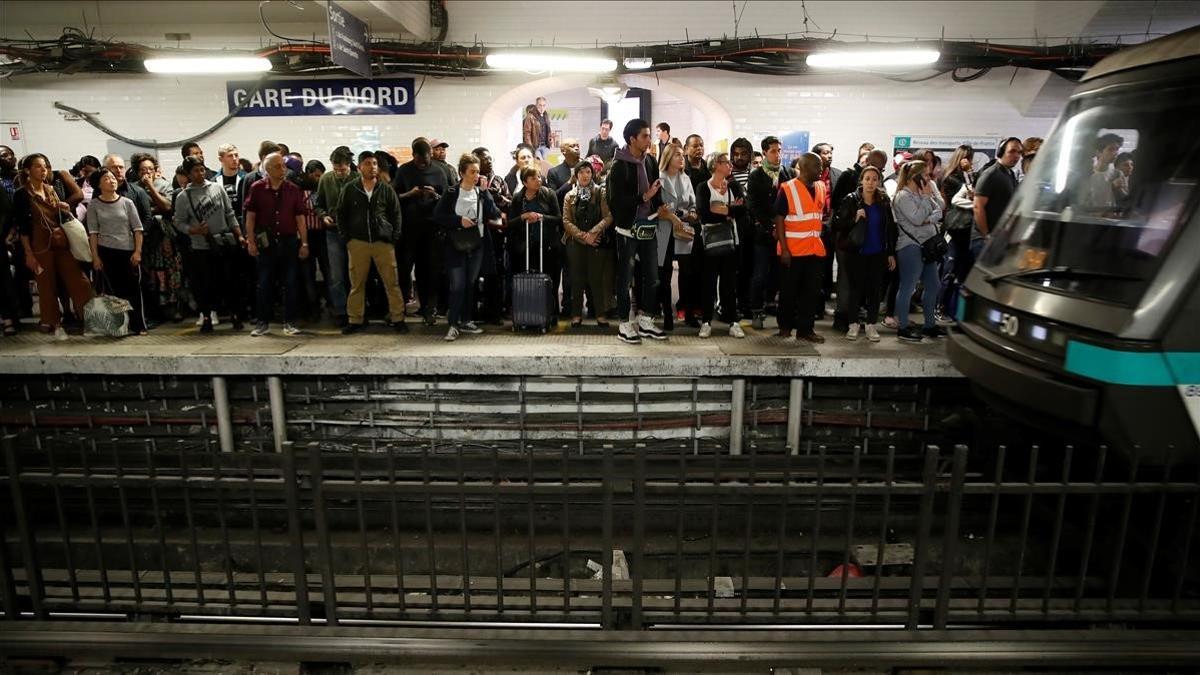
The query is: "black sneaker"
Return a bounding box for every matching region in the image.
[200,317,214,334]
[342,322,365,335]
[333,315,349,329]
[393,321,410,334]
[897,326,924,343]
[921,325,949,339]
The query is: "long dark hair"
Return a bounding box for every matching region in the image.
[18,152,51,185]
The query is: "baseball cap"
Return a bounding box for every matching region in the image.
[893,151,912,170]
[429,138,449,149]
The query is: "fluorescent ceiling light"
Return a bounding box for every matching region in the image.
[486,52,617,73]
[623,57,653,70]
[144,56,272,74]
[806,48,940,69]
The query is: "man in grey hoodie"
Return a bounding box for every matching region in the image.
[172,156,243,333]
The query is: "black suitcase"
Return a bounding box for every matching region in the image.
[511,221,555,333]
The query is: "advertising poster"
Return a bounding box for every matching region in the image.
[779,130,811,167]
[893,135,1000,171]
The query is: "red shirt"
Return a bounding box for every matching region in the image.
[819,168,833,218]
[243,177,308,236]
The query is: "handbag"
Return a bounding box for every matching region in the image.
[60,212,93,263]
[84,272,132,337]
[896,219,948,264]
[450,192,484,253]
[632,218,657,241]
[701,221,736,257]
[944,183,976,231]
[845,194,867,249]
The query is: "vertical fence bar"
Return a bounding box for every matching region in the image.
[1139,460,1172,614]
[212,376,234,453]
[210,442,237,608]
[906,445,940,630]
[1042,446,1073,615]
[82,441,111,608]
[674,441,687,623]
[773,444,794,618]
[978,445,1006,616]
[49,445,80,604]
[729,379,746,456]
[243,452,268,612]
[786,378,803,454]
[837,445,862,617]
[387,444,407,617]
[1106,455,1139,617]
[178,447,203,608]
[708,446,723,620]
[282,442,310,624]
[560,444,571,619]
[309,443,338,625]
[267,376,287,453]
[741,443,757,621]
[601,445,614,629]
[1074,446,1107,615]
[1172,473,1200,614]
[632,446,646,629]
[0,501,18,620]
[806,446,826,616]
[111,446,142,610]
[870,446,896,620]
[934,445,968,629]
[351,446,374,617]
[1010,445,1039,616]
[458,445,472,618]
[4,435,44,619]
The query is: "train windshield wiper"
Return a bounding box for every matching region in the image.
[983,265,1144,285]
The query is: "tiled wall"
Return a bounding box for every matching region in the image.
[0,67,1059,174]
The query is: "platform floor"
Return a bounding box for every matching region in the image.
[0,313,957,378]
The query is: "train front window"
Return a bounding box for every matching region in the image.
[978,85,1199,306]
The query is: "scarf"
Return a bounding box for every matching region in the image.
[616,146,652,220]
[762,160,782,186]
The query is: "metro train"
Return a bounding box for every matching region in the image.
[947,26,1200,461]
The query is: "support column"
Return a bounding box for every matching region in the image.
[212,376,234,453]
[729,378,746,456]
[787,378,804,454]
[268,376,287,453]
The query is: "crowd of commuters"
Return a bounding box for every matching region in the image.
[0,103,1070,346]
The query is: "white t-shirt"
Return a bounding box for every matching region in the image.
[455,187,483,234]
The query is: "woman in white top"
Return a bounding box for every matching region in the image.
[654,143,697,332]
[434,153,502,341]
[86,167,147,334]
[693,152,747,339]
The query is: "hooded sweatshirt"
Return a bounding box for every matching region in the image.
[172,181,238,251]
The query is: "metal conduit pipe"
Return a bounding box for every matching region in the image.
[268,376,287,453]
[730,379,746,456]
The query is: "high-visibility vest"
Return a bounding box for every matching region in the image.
[778,178,826,257]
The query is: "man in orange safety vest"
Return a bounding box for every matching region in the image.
[774,152,827,343]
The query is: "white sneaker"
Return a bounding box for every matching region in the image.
[459,322,483,335]
[54,326,68,341]
[729,322,745,339]
[846,324,860,341]
[444,326,460,342]
[865,324,881,342]
[250,322,270,337]
[282,324,301,336]
[636,313,666,340]
[618,321,641,344]
[698,322,712,338]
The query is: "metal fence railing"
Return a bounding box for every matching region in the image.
[3,433,1197,630]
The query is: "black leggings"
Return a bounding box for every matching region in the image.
[844,250,887,325]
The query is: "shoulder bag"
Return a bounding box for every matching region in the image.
[449,189,484,253]
[702,186,736,257]
[895,216,947,264]
[60,209,93,263]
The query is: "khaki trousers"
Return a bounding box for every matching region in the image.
[346,239,405,324]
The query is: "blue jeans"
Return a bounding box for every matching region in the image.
[256,234,300,324]
[749,241,777,312]
[444,240,485,327]
[616,234,658,322]
[325,230,349,318]
[895,245,940,330]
